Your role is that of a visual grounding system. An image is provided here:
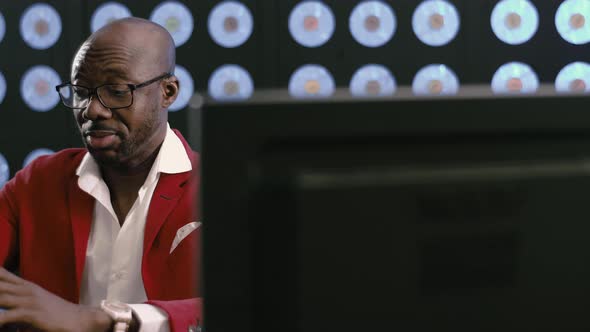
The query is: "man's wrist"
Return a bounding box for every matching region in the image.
[88,306,114,332]
[89,305,139,332]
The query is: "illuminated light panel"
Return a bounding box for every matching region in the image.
[23,148,54,168]
[289,1,335,48]
[208,64,254,101]
[169,65,194,111]
[0,153,8,188]
[289,64,335,98]
[350,64,396,97]
[20,3,62,50]
[20,65,61,112]
[349,1,397,48]
[555,61,590,93]
[150,1,194,47]
[556,0,590,44]
[491,0,539,45]
[491,62,539,94]
[0,71,5,105]
[0,11,5,44]
[412,64,459,95]
[91,2,132,33]
[412,0,460,47]
[208,1,253,48]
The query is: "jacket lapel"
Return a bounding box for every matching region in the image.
[68,174,95,298]
[143,171,191,257]
[143,130,197,256]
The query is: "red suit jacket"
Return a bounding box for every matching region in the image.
[0,130,202,332]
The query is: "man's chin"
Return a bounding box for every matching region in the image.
[86,148,122,167]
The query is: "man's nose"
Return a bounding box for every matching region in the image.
[83,95,112,121]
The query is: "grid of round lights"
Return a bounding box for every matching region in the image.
[208,64,254,101]
[150,1,194,47]
[491,62,539,94]
[350,64,396,97]
[555,0,590,44]
[412,0,460,47]
[289,1,335,48]
[349,1,397,48]
[289,64,335,98]
[2,0,590,183]
[555,61,590,93]
[20,3,62,50]
[412,64,460,95]
[491,0,539,45]
[91,2,132,33]
[208,1,253,48]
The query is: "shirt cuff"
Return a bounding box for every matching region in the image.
[128,304,170,332]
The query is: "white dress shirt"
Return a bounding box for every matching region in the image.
[76,123,192,332]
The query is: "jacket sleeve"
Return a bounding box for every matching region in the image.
[146,298,203,332]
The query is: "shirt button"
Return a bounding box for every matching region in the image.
[111,271,125,281]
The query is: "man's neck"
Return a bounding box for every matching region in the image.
[100,144,162,193]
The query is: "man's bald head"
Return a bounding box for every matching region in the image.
[72,17,175,81]
[68,17,181,169]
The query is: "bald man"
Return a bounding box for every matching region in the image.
[0,18,201,332]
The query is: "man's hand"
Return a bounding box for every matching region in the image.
[0,267,113,332]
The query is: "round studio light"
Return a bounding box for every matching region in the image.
[491,0,539,45]
[20,3,62,50]
[0,153,9,189]
[169,65,194,111]
[555,61,590,93]
[412,64,460,95]
[289,1,335,48]
[20,65,61,112]
[150,1,194,47]
[91,2,132,33]
[289,64,335,98]
[208,1,253,48]
[208,64,254,101]
[412,0,460,47]
[0,11,5,44]
[350,64,396,97]
[555,0,590,44]
[349,1,397,48]
[22,148,54,168]
[0,71,6,105]
[491,61,539,94]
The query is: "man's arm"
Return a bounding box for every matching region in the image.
[0,267,114,332]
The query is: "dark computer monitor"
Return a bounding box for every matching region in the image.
[199,87,590,332]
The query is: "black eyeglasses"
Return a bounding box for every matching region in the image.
[55,73,172,110]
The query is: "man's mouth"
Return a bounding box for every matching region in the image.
[84,130,119,149]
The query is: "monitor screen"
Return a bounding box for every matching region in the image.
[200,88,590,331]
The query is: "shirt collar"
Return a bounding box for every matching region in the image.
[76,123,192,192]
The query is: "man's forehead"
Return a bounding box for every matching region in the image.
[71,41,137,82]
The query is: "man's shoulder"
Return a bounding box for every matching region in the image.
[30,148,86,169]
[20,148,87,180]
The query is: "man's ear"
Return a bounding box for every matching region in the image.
[162,76,179,108]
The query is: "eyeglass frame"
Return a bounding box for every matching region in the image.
[55,72,173,110]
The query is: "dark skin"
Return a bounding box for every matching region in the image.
[0,18,179,331]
